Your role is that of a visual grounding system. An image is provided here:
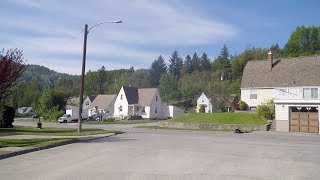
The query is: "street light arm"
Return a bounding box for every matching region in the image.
[88,20,123,33]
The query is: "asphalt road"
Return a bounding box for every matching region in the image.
[1,120,320,179]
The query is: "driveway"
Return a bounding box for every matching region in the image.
[0,124,320,179]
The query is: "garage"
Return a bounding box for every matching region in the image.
[290,107,319,133]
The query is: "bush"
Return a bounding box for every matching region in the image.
[0,105,15,128]
[199,105,205,113]
[104,118,116,122]
[238,101,247,110]
[257,99,275,120]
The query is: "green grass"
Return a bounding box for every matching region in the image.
[0,126,121,136]
[169,113,266,125]
[0,138,73,148]
[84,119,159,124]
[134,125,235,132]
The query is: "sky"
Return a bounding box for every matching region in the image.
[1,0,320,75]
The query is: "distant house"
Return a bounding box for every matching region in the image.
[17,107,37,116]
[88,94,117,117]
[196,93,238,113]
[196,93,214,113]
[113,86,184,119]
[241,51,320,134]
[83,96,97,110]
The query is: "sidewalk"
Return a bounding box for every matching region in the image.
[0,133,115,160]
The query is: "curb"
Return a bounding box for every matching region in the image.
[0,133,116,160]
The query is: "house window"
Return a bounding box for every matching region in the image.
[106,110,110,114]
[155,107,157,113]
[303,88,318,99]
[250,89,257,99]
[119,105,123,112]
[142,107,145,113]
[278,88,287,97]
[85,101,89,105]
[120,94,123,100]
[156,96,158,101]
[136,107,139,111]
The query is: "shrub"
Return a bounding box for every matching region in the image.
[238,101,247,110]
[199,105,205,113]
[257,99,275,120]
[0,105,15,128]
[104,118,116,122]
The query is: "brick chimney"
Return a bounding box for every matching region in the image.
[268,51,273,71]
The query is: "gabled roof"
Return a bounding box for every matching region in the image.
[88,94,117,109]
[241,55,320,88]
[123,86,139,104]
[122,86,158,106]
[138,88,158,106]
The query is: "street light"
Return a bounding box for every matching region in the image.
[78,20,123,132]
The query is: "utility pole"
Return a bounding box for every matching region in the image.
[78,24,88,132]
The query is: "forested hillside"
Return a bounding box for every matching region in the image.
[19,65,78,88]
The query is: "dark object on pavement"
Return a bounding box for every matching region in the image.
[234,128,244,133]
[37,122,42,129]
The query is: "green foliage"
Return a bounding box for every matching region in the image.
[0,104,15,128]
[130,69,151,88]
[168,51,183,80]
[200,53,211,71]
[230,47,269,80]
[238,101,247,111]
[283,26,320,57]
[212,44,231,80]
[257,99,275,120]
[199,105,205,113]
[37,88,66,121]
[158,74,180,103]
[103,117,116,122]
[19,64,77,89]
[208,78,230,112]
[149,55,167,87]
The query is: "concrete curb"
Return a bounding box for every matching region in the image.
[0,133,116,160]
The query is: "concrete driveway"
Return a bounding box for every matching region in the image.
[0,123,320,180]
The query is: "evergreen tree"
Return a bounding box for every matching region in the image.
[168,51,183,81]
[199,53,211,71]
[212,44,231,80]
[180,54,192,76]
[190,52,200,72]
[149,55,167,87]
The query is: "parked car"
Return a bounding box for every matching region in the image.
[88,114,102,121]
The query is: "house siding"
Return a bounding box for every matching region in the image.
[148,91,163,118]
[241,88,274,108]
[196,93,213,113]
[113,87,129,118]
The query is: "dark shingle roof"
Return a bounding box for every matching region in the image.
[123,86,139,104]
[241,55,320,88]
[88,95,97,102]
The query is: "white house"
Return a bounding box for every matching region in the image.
[88,94,116,117]
[113,86,184,119]
[196,93,214,113]
[241,52,320,134]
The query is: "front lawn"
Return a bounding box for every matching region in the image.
[169,113,266,125]
[0,138,73,148]
[0,126,121,136]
